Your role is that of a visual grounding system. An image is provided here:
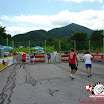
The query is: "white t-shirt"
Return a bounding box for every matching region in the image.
[83,54,92,64]
[53,51,57,56]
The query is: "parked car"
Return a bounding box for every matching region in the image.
[36,50,45,55]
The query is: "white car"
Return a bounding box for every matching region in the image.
[36,50,45,54]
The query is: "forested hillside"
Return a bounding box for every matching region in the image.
[48,23,93,38]
[13,23,93,41]
[13,30,48,41]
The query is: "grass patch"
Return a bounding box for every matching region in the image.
[13,46,55,53]
[42,46,54,52]
[13,48,30,53]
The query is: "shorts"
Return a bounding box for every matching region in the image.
[22,59,26,62]
[47,56,51,59]
[69,64,78,70]
[86,64,92,68]
[53,56,57,60]
[33,58,36,60]
[32,56,36,60]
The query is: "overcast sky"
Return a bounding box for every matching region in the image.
[0,0,104,36]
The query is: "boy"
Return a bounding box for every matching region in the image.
[83,51,93,77]
[68,48,78,79]
[20,50,26,68]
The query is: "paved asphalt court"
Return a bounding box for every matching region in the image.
[0,62,104,104]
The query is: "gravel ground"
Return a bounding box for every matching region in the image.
[0,62,104,104]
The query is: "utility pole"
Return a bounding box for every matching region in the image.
[89,40,90,51]
[45,40,46,63]
[74,39,76,51]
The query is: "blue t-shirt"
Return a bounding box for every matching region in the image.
[47,52,51,56]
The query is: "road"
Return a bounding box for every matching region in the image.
[0,62,104,104]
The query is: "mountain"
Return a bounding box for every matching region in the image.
[13,23,93,41]
[13,30,48,41]
[48,23,93,38]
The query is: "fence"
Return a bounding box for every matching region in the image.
[0,38,104,71]
[72,39,104,53]
[13,40,61,64]
[13,39,104,63]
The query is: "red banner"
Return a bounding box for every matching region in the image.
[92,54,103,61]
[61,55,69,62]
[61,54,104,62]
[30,55,45,62]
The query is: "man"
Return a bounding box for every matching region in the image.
[19,50,22,56]
[53,50,57,62]
[20,50,26,68]
[83,51,93,77]
[47,51,51,63]
[29,50,33,55]
[68,48,78,79]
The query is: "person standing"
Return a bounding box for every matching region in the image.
[19,50,22,56]
[20,50,26,68]
[68,48,78,79]
[53,50,57,62]
[83,51,93,77]
[47,51,51,63]
[29,50,33,55]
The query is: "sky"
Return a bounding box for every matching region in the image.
[0,0,104,36]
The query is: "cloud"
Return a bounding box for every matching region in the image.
[0,22,4,26]
[101,5,104,9]
[18,23,27,27]
[1,15,51,25]
[6,26,51,36]
[1,9,104,36]
[63,0,103,3]
[50,9,104,30]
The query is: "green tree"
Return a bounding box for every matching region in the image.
[53,38,59,51]
[0,26,12,46]
[70,32,87,41]
[0,26,7,39]
[69,32,88,50]
[90,30,103,50]
[61,38,71,51]
[47,37,54,46]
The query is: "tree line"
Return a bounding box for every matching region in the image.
[14,30,103,52]
[0,26,12,46]
[48,30,104,51]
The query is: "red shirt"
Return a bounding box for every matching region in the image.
[69,52,77,64]
[22,52,26,60]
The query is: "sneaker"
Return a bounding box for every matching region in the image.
[70,74,72,78]
[89,73,92,76]
[70,75,74,79]
[72,75,75,79]
[87,74,90,77]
